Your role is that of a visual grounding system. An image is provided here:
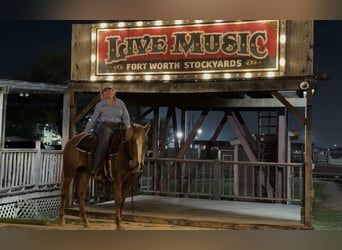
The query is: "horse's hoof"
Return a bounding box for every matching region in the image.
[83,223,90,228]
[58,219,65,226]
[116,225,125,230]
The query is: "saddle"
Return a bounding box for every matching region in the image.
[75,131,124,182]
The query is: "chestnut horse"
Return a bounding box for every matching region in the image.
[58,122,150,229]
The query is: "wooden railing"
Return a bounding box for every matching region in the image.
[0,146,304,207]
[140,158,304,204]
[0,148,62,195]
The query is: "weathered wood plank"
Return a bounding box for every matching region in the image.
[68,77,315,93]
[286,21,313,76]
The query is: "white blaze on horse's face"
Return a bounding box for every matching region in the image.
[136,135,144,167]
[128,123,150,171]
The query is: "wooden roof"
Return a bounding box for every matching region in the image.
[0,79,67,94]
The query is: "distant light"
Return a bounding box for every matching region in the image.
[126,75,133,81]
[19,93,29,97]
[176,131,183,139]
[174,20,183,25]
[195,20,203,24]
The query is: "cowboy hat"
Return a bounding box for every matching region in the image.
[100,82,113,91]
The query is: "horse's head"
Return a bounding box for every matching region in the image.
[125,122,151,173]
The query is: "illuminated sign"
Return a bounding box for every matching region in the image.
[91,20,286,81]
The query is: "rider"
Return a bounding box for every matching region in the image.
[84,83,131,178]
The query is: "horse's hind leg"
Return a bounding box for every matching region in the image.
[58,173,73,226]
[78,170,91,228]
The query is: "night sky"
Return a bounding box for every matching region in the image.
[0,20,341,149]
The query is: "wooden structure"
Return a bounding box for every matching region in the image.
[67,20,315,227]
[0,80,68,148]
[0,80,66,218]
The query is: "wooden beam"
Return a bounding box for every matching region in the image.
[75,93,100,124]
[209,114,228,144]
[234,111,257,151]
[272,91,306,125]
[226,110,257,162]
[137,107,153,121]
[176,109,210,159]
[68,78,315,94]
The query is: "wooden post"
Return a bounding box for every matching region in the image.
[66,89,77,207]
[34,140,42,187]
[152,107,159,158]
[213,159,221,200]
[69,91,77,137]
[277,108,287,200]
[0,85,8,149]
[304,86,313,227]
[62,88,70,148]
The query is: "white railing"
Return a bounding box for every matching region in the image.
[0,148,62,195]
[40,151,63,186]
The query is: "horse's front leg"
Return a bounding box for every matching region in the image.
[114,182,124,230]
[78,171,91,228]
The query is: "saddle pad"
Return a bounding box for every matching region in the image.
[75,134,97,154]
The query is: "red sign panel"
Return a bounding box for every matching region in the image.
[92,20,284,80]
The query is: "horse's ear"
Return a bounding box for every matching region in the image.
[144,122,151,133]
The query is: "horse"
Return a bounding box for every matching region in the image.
[58,122,151,229]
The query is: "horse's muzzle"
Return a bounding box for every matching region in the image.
[129,160,144,173]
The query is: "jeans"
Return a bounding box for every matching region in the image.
[91,123,119,174]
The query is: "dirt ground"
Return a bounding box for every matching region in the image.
[1,180,341,230]
[0,215,217,230]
